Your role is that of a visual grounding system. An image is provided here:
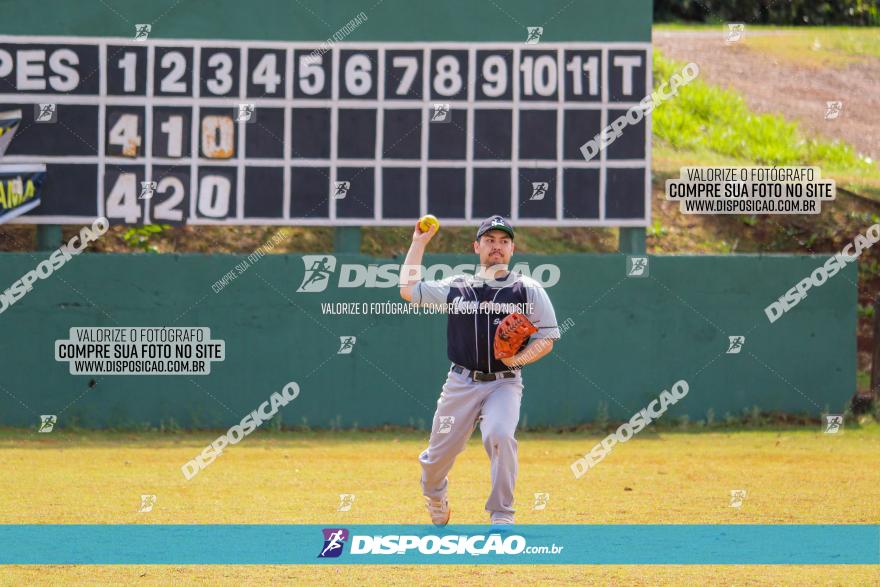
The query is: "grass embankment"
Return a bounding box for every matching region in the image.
[652,50,879,199]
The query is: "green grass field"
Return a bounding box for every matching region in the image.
[1,426,878,585]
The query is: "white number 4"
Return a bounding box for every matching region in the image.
[108,114,141,157]
[106,173,141,223]
[252,53,281,94]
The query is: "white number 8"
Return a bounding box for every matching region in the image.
[433,55,462,96]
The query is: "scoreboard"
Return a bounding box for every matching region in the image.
[0,35,651,226]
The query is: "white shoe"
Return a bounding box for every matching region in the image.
[425,497,451,526]
[489,512,514,526]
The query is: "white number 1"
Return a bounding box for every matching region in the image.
[160,115,183,158]
[117,52,137,92]
[566,55,599,96]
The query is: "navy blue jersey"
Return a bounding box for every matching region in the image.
[413,271,559,373]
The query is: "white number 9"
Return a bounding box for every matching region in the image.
[481,55,507,98]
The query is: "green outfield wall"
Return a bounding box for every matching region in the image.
[0,0,651,42]
[0,253,856,429]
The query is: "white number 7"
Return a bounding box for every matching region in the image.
[392,56,418,95]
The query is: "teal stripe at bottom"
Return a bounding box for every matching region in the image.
[0,524,877,564]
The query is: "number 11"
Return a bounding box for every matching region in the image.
[566,55,599,96]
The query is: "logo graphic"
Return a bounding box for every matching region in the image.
[525,26,543,44]
[34,103,57,123]
[297,255,337,293]
[533,492,550,510]
[337,336,357,355]
[726,336,745,354]
[38,415,57,433]
[138,494,157,513]
[0,109,22,158]
[824,414,843,434]
[490,217,505,228]
[725,23,745,44]
[333,181,350,199]
[626,256,649,277]
[729,489,747,509]
[297,258,560,291]
[134,24,151,41]
[139,181,157,200]
[824,101,843,120]
[236,103,256,123]
[431,103,451,123]
[530,182,548,201]
[337,494,356,512]
[318,528,349,558]
[438,415,455,434]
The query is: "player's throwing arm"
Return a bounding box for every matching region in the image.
[399,215,440,303]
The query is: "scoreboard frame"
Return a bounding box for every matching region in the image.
[0,34,652,227]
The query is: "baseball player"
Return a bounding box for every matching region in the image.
[399,215,560,526]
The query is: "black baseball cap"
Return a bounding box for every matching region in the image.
[476,215,515,240]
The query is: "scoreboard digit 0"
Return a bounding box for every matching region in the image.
[0,35,651,226]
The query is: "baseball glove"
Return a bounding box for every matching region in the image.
[494,312,538,359]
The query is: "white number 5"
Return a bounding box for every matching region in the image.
[298,54,325,95]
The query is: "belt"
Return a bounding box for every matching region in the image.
[451,364,517,382]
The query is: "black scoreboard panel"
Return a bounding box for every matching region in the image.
[0,36,651,226]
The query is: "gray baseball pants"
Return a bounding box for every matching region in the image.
[419,366,524,517]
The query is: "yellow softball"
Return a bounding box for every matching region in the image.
[418,214,440,233]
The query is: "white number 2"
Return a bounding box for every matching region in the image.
[160,51,187,93]
[153,176,185,222]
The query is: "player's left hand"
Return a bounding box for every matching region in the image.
[500,356,519,368]
[494,312,538,359]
